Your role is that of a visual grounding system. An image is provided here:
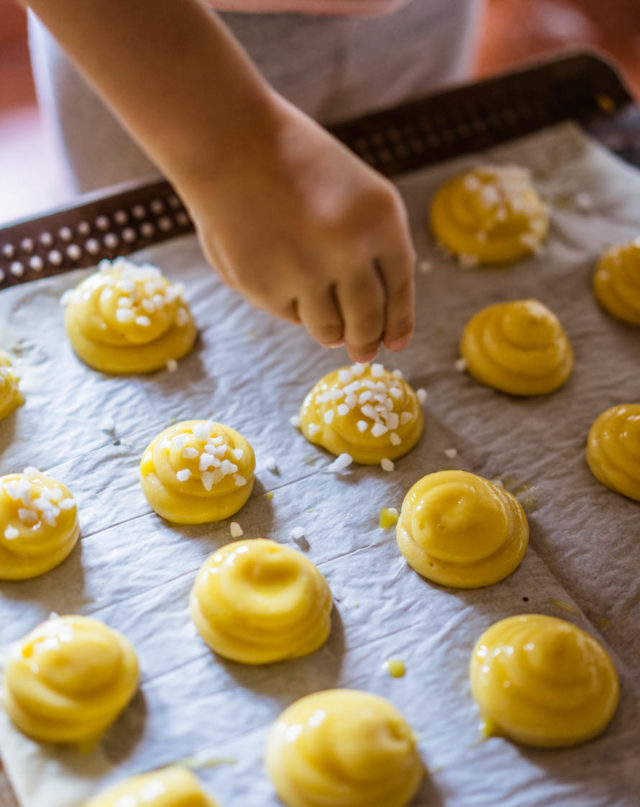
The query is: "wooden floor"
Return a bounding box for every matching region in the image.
[0,0,639,226]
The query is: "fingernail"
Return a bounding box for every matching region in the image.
[386,336,411,351]
[324,340,345,349]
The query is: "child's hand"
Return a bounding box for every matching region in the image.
[180,96,416,362]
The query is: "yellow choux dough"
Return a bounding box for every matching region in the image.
[140,420,255,524]
[396,471,528,588]
[3,615,139,744]
[85,766,219,807]
[299,363,423,465]
[429,165,548,265]
[0,352,24,420]
[190,538,331,664]
[266,689,423,807]
[586,404,640,502]
[593,239,640,326]
[461,299,573,395]
[469,615,619,747]
[63,258,196,373]
[0,467,79,580]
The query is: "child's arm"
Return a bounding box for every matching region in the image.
[24,0,416,361]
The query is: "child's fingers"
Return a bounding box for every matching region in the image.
[298,284,344,347]
[377,249,415,351]
[338,268,385,362]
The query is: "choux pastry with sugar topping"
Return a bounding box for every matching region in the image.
[0,467,79,580]
[140,420,255,523]
[299,363,423,465]
[63,257,196,373]
[470,615,619,747]
[430,165,548,265]
[85,766,220,807]
[396,470,528,588]
[266,689,423,807]
[586,403,640,502]
[3,614,138,745]
[190,538,332,664]
[593,239,640,326]
[0,352,24,420]
[461,299,573,395]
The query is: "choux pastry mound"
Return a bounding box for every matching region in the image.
[3,615,139,745]
[266,689,423,807]
[299,363,423,464]
[396,470,528,588]
[0,352,24,420]
[461,299,573,396]
[190,538,332,665]
[0,467,79,580]
[586,404,640,502]
[85,766,219,807]
[140,420,255,524]
[63,258,196,374]
[470,615,619,748]
[593,239,640,326]
[429,165,548,265]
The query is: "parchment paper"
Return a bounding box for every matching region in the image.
[0,122,639,807]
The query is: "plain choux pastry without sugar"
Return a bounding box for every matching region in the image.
[3,615,139,745]
[299,363,423,464]
[396,471,528,588]
[140,420,255,524]
[429,165,548,265]
[586,404,640,502]
[85,766,219,807]
[0,352,24,420]
[63,258,196,374]
[0,467,79,580]
[461,299,573,396]
[593,239,640,326]
[469,615,619,748]
[266,689,423,807]
[190,538,332,664]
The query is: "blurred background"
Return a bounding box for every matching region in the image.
[0,0,639,225]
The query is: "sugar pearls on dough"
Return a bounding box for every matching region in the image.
[190,538,332,664]
[3,615,139,745]
[140,420,255,524]
[396,471,528,588]
[461,299,573,396]
[266,689,423,807]
[85,767,219,807]
[299,363,423,464]
[429,165,548,264]
[469,615,619,747]
[586,404,640,502]
[63,258,196,373]
[0,352,24,420]
[593,239,640,326]
[0,468,79,580]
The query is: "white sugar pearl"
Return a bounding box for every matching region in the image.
[356,420,368,432]
[390,433,401,446]
[323,410,334,425]
[371,363,384,377]
[327,453,353,473]
[400,411,413,425]
[230,522,244,538]
[176,469,191,482]
[182,447,198,459]
[4,526,19,540]
[371,423,388,437]
[290,415,301,428]
[337,404,349,417]
[417,388,427,403]
[233,474,247,487]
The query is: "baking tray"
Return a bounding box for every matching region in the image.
[0,50,638,807]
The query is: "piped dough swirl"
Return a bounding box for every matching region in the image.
[429,165,548,265]
[0,468,79,580]
[396,470,528,588]
[593,239,640,326]
[140,420,255,523]
[3,615,139,744]
[63,258,196,373]
[266,689,423,807]
[460,299,573,395]
[469,615,619,747]
[190,538,332,664]
[0,352,24,420]
[85,766,219,807]
[586,403,640,501]
[299,363,423,464]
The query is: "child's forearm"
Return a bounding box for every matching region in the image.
[23,0,276,185]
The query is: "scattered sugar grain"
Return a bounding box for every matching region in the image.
[417,388,427,403]
[290,415,301,428]
[454,358,467,372]
[327,453,353,473]
[380,458,395,472]
[166,359,178,372]
[444,448,458,459]
[229,522,243,539]
[264,457,278,472]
